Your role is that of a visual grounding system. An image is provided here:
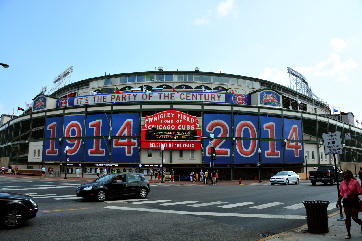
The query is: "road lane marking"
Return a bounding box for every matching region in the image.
[104,206,306,219]
[187,201,228,207]
[218,202,254,208]
[250,202,284,209]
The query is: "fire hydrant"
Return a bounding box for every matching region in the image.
[239,178,243,184]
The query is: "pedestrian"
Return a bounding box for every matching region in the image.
[204,170,209,184]
[48,167,53,178]
[1,166,5,175]
[190,171,194,182]
[149,169,153,180]
[96,168,100,177]
[76,168,81,178]
[336,169,362,239]
[11,167,15,175]
[41,166,46,177]
[199,170,204,182]
[216,170,219,183]
[211,170,217,185]
[358,167,362,185]
[15,166,18,175]
[103,168,107,175]
[195,172,199,182]
[170,169,175,182]
[157,170,161,183]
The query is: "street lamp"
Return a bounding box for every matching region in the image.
[305,153,308,180]
[161,144,164,183]
[258,148,262,182]
[64,146,69,179]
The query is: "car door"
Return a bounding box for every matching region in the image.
[289,172,296,183]
[108,174,127,197]
[125,174,142,195]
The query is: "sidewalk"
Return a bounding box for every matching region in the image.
[2,174,360,240]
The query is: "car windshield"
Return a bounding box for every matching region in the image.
[95,174,116,182]
[275,171,290,176]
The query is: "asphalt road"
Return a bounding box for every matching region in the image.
[0,176,339,241]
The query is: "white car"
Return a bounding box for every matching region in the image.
[270,171,300,185]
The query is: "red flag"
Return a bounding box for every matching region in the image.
[17,107,24,111]
[172,88,179,93]
[67,93,76,97]
[114,88,122,93]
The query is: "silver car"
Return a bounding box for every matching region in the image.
[270,171,300,185]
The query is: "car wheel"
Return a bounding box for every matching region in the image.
[330,180,334,185]
[139,188,148,199]
[2,206,26,229]
[96,190,107,202]
[271,183,275,185]
[311,181,316,186]
[295,179,299,185]
[285,179,289,185]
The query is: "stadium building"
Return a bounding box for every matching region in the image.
[1,68,361,180]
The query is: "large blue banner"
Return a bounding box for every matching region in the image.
[43,117,63,161]
[260,116,283,164]
[283,118,303,163]
[85,114,111,162]
[62,115,85,162]
[234,115,259,163]
[111,113,140,163]
[203,114,232,164]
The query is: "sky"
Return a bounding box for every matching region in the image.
[1,0,361,124]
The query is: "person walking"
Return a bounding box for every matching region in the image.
[199,170,204,182]
[41,166,46,177]
[1,166,5,175]
[358,167,362,185]
[211,170,217,185]
[48,167,53,178]
[204,170,209,184]
[336,169,362,239]
[96,168,100,177]
[216,170,219,183]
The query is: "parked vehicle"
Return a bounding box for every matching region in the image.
[308,165,343,185]
[76,173,150,201]
[270,171,300,185]
[0,191,38,229]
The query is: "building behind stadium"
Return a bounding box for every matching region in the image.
[0,68,361,180]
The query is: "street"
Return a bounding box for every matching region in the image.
[0,176,339,241]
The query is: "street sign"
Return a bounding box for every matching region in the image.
[322,131,343,154]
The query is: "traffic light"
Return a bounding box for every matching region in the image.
[211,147,216,160]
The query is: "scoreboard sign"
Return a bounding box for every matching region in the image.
[141,110,202,149]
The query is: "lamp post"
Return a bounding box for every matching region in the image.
[64,146,69,179]
[305,153,308,180]
[258,148,262,182]
[161,144,164,183]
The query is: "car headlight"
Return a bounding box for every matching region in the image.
[83,186,93,191]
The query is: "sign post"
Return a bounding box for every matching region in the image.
[322,131,344,221]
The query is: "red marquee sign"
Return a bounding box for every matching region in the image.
[141,110,202,149]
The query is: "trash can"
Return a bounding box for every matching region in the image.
[303,200,330,233]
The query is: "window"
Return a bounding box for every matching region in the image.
[190,149,195,159]
[145,75,155,82]
[148,149,152,157]
[238,79,246,86]
[104,78,111,85]
[165,75,173,81]
[156,75,164,81]
[175,75,184,81]
[159,150,163,157]
[137,75,146,82]
[230,78,237,84]
[128,76,136,82]
[312,151,315,160]
[320,152,323,161]
[253,82,261,89]
[33,150,36,158]
[179,149,183,158]
[111,78,120,85]
[38,149,40,158]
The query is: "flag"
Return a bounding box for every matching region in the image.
[12,108,14,115]
[25,102,30,108]
[67,93,76,97]
[333,108,338,112]
[172,88,179,93]
[114,88,122,93]
[90,91,98,95]
[17,107,24,111]
[357,120,359,124]
[231,90,235,94]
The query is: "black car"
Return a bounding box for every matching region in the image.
[0,191,38,229]
[76,173,150,201]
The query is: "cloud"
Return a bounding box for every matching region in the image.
[330,38,347,52]
[216,0,236,17]
[295,54,357,80]
[193,18,211,25]
[258,68,289,86]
